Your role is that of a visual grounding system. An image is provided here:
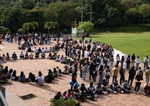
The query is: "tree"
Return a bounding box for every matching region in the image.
[139,3,150,23]
[44,21,53,35]
[23,22,31,33]
[51,21,58,34]
[20,0,35,9]
[18,28,25,34]
[78,21,94,33]
[126,8,140,23]
[30,21,39,32]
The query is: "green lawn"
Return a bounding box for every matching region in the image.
[75,24,150,61]
[90,32,150,61]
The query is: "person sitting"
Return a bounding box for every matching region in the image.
[6,53,10,60]
[144,82,150,96]
[12,52,17,60]
[60,55,65,63]
[28,72,36,82]
[54,92,62,100]
[73,86,85,102]
[29,53,34,59]
[110,80,124,94]
[7,69,13,79]
[48,53,53,59]
[53,68,57,78]
[87,82,97,98]
[24,52,29,59]
[19,71,26,83]
[33,47,37,53]
[56,66,61,76]
[20,52,24,59]
[64,57,68,64]
[101,79,109,94]
[41,48,45,53]
[11,70,19,81]
[41,52,45,58]
[38,47,42,53]
[35,51,39,58]
[0,67,8,81]
[36,71,44,86]
[62,65,68,74]
[45,69,53,83]
[80,83,88,98]
[68,66,73,73]
[52,53,57,60]
[2,54,7,63]
[122,80,131,93]
[25,46,29,52]
[55,55,60,62]
[65,89,74,99]
[95,83,104,95]
[18,44,22,49]
[49,47,53,52]
[45,47,49,53]
[28,47,32,52]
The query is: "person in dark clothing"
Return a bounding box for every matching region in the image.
[80,83,88,97]
[87,44,91,51]
[45,69,53,83]
[121,56,124,67]
[120,66,125,85]
[79,58,85,78]
[126,55,130,69]
[54,92,62,99]
[134,71,143,94]
[35,52,39,58]
[28,72,36,82]
[131,54,136,67]
[128,66,136,86]
[89,62,96,81]
[12,52,17,60]
[71,70,77,90]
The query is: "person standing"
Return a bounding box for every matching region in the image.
[134,71,143,94]
[112,65,119,84]
[128,66,136,86]
[131,54,136,67]
[119,66,125,85]
[105,66,111,85]
[116,54,120,67]
[126,55,131,69]
[143,55,149,71]
[121,56,125,68]
[145,67,150,84]
[135,56,141,70]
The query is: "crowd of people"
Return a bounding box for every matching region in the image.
[0,33,150,104]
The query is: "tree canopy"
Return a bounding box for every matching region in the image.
[0,0,149,33]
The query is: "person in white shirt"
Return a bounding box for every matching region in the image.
[36,71,44,86]
[20,52,24,59]
[33,47,37,52]
[84,50,89,59]
[25,46,28,52]
[144,55,149,71]
[41,48,45,53]
[135,56,141,70]
[116,54,120,67]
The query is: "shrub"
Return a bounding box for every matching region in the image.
[50,98,79,106]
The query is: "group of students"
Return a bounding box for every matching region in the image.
[0,65,65,86]
[51,36,150,103]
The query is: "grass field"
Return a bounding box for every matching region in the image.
[91,32,150,61]
[76,24,150,61]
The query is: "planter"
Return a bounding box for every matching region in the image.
[0,40,2,44]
